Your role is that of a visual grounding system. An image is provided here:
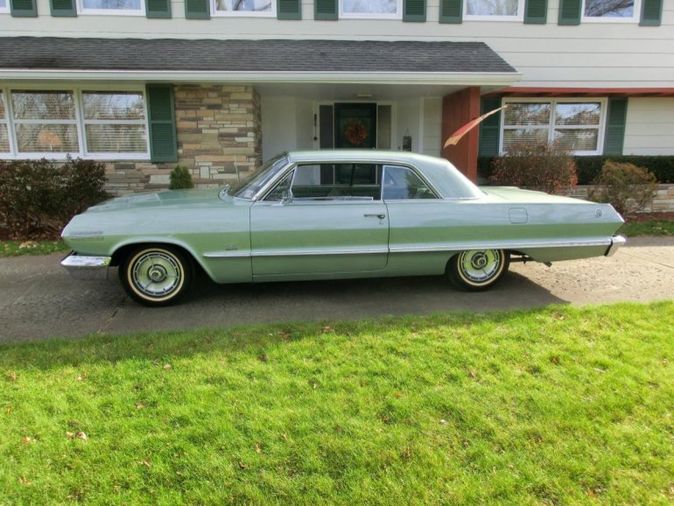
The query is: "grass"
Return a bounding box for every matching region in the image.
[0,240,68,257]
[620,220,674,237]
[0,302,672,504]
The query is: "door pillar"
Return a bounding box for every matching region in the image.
[441,87,481,182]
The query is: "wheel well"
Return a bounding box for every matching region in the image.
[111,243,200,273]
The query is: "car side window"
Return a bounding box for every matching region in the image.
[266,164,382,201]
[383,166,437,200]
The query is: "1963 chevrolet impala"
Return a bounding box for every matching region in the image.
[61,151,625,306]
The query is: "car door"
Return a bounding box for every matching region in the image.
[382,164,452,263]
[250,162,389,278]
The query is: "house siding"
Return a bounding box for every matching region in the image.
[2,0,673,88]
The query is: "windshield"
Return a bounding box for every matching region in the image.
[230,155,289,200]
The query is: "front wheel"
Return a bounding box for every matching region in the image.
[447,249,509,291]
[120,246,193,306]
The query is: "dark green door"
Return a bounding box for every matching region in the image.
[334,103,377,149]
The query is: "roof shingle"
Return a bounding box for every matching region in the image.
[0,37,517,74]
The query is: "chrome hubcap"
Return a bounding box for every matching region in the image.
[131,251,182,298]
[459,250,502,284]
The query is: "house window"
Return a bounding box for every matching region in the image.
[0,93,10,153]
[583,0,640,21]
[78,0,144,15]
[501,99,606,155]
[340,0,402,19]
[213,0,276,16]
[0,88,150,160]
[464,0,522,20]
[12,91,80,154]
[82,92,148,154]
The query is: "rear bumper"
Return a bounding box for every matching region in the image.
[605,235,627,257]
[61,252,112,280]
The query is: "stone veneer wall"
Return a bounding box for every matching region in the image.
[101,84,262,194]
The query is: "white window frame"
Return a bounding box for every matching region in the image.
[339,0,403,20]
[211,0,276,17]
[0,85,151,161]
[499,97,608,156]
[463,0,523,21]
[81,89,151,159]
[581,0,641,23]
[76,0,145,16]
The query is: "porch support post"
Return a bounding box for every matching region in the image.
[441,86,481,182]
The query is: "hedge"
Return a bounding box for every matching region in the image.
[478,156,674,185]
[0,158,109,240]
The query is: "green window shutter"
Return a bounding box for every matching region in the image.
[315,0,337,20]
[403,0,426,22]
[524,0,547,24]
[558,0,580,25]
[185,0,209,19]
[146,0,171,18]
[603,97,627,156]
[478,97,502,157]
[50,0,76,16]
[439,0,462,23]
[278,0,301,19]
[640,0,662,26]
[10,0,37,17]
[146,84,178,163]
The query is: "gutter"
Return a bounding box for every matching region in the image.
[0,69,522,86]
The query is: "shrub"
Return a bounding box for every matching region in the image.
[488,143,578,194]
[588,161,658,216]
[480,155,674,184]
[0,158,109,240]
[169,165,194,190]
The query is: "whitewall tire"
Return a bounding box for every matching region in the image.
[120,246,193,306]
[447,249,509,291]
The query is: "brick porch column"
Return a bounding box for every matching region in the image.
[441,87,481,182]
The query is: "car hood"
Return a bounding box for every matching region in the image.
[85,188,234,212]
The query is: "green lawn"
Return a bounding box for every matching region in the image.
[619,220,674,237]
[0,240,68,257]
[1,303,672,504]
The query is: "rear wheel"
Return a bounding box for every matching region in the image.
[119,246,193,306]
[447,249,509,291]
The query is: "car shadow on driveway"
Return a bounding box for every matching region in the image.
[102,270,567,337]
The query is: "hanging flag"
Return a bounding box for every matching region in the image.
[443,105,508,148]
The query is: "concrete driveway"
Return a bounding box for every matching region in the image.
[1,236,672,342]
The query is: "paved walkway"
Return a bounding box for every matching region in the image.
[1,237,672,342]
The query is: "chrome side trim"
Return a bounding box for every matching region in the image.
[605,235,627,257]
[203,237,617,260]
[61,253,111,280]
[389,237,613,254]
[203,250,252,259]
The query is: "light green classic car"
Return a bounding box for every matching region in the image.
[61,150,625,306]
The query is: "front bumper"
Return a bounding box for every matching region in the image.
[605,235,627,257]
[61,252,112,280]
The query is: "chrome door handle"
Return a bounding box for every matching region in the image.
[364,213,386,219]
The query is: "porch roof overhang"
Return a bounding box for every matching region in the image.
[0,37,520,87]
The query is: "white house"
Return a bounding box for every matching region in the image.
[0,0,671,190]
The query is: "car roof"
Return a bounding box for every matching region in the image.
[285,150,483,199]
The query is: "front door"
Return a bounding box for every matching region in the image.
[250,162,389,278]
[334,103,377,149]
